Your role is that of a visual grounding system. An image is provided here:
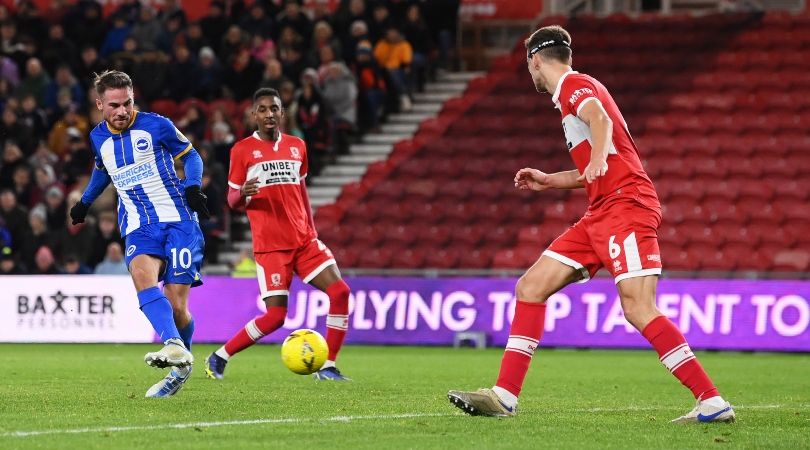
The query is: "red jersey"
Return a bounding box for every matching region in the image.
[228,132,316,252]
[553,71,660,213]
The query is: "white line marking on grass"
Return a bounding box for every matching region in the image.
[580,404,808,413]
[2,413,455,438]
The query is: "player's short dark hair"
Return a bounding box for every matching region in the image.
[253,87,281,104]
[524,25,572,64]
[93,70,133,97]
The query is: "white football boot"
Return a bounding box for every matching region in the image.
[448,388,517,417]
[144,338,194,368]
[671,397,736,423]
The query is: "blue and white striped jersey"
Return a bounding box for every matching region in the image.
[89,111,196,236]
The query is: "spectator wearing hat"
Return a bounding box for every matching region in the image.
[193,46,223,101]
[0,246,25,274]
[352,39,386,133]
[20,204,51,270]
[43,185,66,232]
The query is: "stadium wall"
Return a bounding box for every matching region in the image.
[1,275,808,351]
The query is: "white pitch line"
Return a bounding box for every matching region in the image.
[4,404,809,438]
[1,413,454,438]
[579,404,801,413]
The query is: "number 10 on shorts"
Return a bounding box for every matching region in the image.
[170,247,192,269]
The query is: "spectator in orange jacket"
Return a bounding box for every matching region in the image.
[373,27,412,112]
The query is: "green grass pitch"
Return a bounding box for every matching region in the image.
[1,344,808,449]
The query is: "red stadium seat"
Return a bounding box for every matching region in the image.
[389,248,427,269]
[209,99,238,117]
[355,247,394,268]
[150,99,179,119]
[423,249,461,269]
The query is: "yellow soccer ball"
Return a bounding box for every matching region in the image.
[280,329,328,375]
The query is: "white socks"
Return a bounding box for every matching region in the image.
[701,396,727,408]
[321,360,336,370]
[215,347,231,361]
[492,386,518,409]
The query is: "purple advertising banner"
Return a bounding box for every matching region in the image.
[186,277,810,352]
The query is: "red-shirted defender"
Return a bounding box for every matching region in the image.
[448,25,735,423]
[205,88,351,381]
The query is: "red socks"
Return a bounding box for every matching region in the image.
[224,306,287,356]
[495,301,547,397]
[642,315,720,400]
[325,280,351,361]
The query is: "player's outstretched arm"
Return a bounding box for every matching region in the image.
[515,168,583,191]
[70,166,111,224]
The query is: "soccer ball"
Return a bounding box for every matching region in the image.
[280,329,328,375]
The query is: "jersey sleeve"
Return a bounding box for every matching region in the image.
[562,77,600,118]
[157,115,194,159]
[89,135,105,170]
[227,143,246,189]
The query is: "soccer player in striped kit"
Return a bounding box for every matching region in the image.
[205,88,352,381]
[448,26,735,423]
[70,70,210,398]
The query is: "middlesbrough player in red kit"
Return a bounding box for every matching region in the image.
[205,88,351,381]
[448,26,735,422]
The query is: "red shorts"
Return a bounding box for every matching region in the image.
[254,239,336,298]
[544,201,662,283]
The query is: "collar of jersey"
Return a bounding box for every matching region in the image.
[105,110,139,134]
[253,130,283,151]
[551,70,578,107]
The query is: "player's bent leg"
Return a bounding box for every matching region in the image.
[308,264,352,381]
[449,256,581,417]
[164,283,194,351]
[145,366,194,398]
[617,275,734,423]
[207,295,288,380]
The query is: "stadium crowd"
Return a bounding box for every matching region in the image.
[0,0,458,275]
